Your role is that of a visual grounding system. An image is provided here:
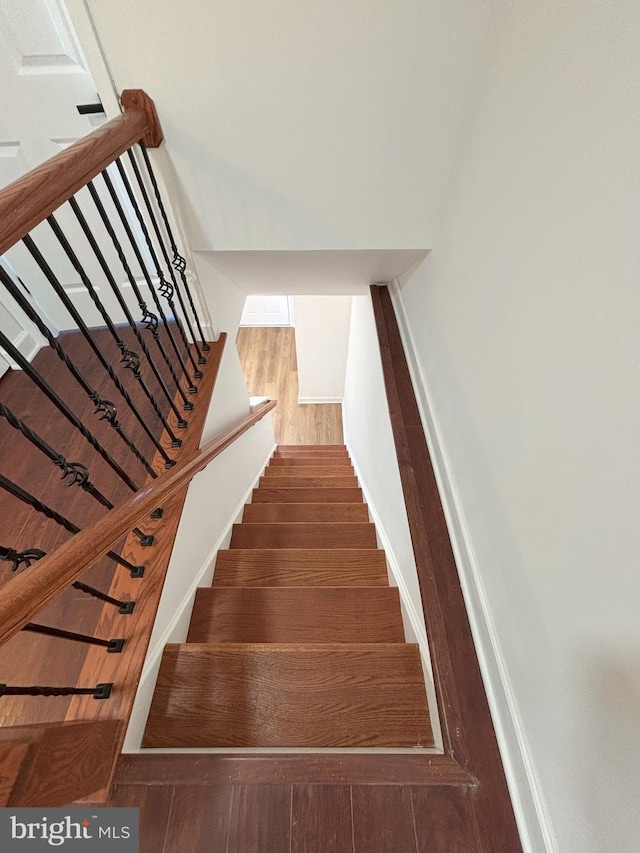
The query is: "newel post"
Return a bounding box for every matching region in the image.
[120,89,164,148]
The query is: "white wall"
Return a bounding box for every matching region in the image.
[396,2,640,851]
[342,295,430,665]
[84,0,490,251]
[294,295,351,402]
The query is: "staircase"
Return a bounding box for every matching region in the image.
[143,445,433,749]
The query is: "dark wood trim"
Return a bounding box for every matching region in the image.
[120,90,163,148]
[369,285,523,852]
[0,370,277,649]
[115,752,475,787]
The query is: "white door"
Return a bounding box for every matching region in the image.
[240,295,293,326]
[0,0,154,341]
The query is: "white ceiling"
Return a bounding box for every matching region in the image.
[198,249,428,295]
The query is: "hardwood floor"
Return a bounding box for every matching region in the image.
[109,780,477,853]
[236,326,343,444]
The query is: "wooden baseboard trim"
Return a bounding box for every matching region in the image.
[369,286,523,852]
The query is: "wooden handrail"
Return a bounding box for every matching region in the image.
[0,89,162,256]
[0,399,276,649]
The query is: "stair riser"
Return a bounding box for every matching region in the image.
[187,588,405,643]
[264,467,355,478]
[230,523,378,550]
[243,503,369,523]
[258,476,358,489]
[268,458,353,467]
[252,488,363,503]
[276,445,346,452]
[213,549,389,587]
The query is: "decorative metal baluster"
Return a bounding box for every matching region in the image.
[101,167,196,393]
[0,546,135,612]
[48,211,182,456]
[23,232,179,467]
[23,623,124,652]
[0,473,144,577]
[85,180,192,412]
[0,325,139,493]
[101,173,197,389]
[1,402,113,507]
[68,196,187,433]
[72,581,135,614]
[138,142,210,351]
[0,403,154,545]
[118,154,203,373]
[0,683,113,699]
[0,546,46,572]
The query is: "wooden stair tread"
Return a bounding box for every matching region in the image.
[213,549,389,586]
[276,445,346,452]
[143,643,433,748]
[263,466,356,478]
[187,587,405,643]
[243,503,369,522]
[268,457,353,467]
[252,487,363,503]
[230,522,378,549]
[258,475,358,489]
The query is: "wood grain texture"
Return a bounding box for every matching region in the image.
[0,742,30,806]
[143,643,433,748]
[263,466,356,478]
[227,784,292,853]
[242,503,369,522]
[115,753,473,787]
[291,785,353,853]
[277,445,346,452]
[120,89,163,147]
[236,327,343,445]
[412,787,480,853]
[252,487,363,503]
[229,522,378,549]
[351,786,417,853]
[187,588,405,643]
[212,549,389,587]
[268,457,353,467]
[0,720,120,807]
[371,285,522,852]
[258,475,359,489]
[108,784,175,853]
[0,110,147,255]
[164,785,232,853]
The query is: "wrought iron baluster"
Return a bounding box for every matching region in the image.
[0,545,46,572]
[0,473,144,577]
[0,546,135,613]
[68,196,187,435]
[0,324,139,494]
[48,211,181,460]
[23,623,124,652]
[100,170,196,397]
[85,179,191,411]
[119,154,203,371]
[138,142,210,351]
[0,403,154,544]
[0,683,113,699]
[23,231,178,468]
[72,581,135,614]
[0,402,112,507]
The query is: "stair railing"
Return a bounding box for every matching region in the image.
[0,89,275,803]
